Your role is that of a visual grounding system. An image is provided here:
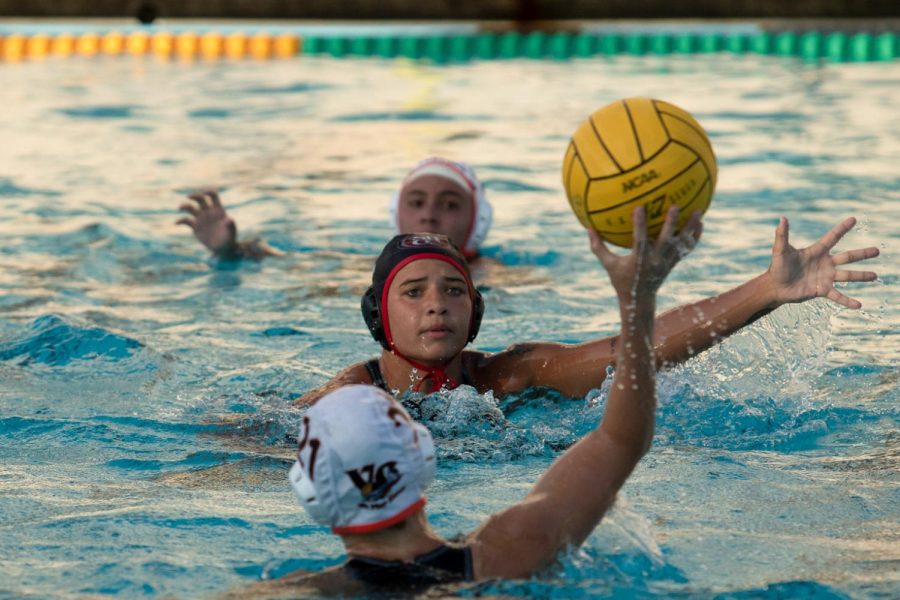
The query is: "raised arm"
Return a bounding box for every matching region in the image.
[176,190,282,260]
[492,214,878,396]
[469,206,690,580]
[651,216,879,367]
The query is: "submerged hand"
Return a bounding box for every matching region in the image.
[767,217,879,309]
[589,206,703,304]
[176,190,238,257]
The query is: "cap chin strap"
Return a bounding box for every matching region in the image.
[389,350,459,393]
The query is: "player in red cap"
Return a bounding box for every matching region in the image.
[295,207,878,405]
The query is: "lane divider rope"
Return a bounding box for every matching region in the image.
[0,30,896,62]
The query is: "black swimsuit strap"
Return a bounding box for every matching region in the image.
[365,358,389,392]
[414,544,474,580]
[345,544,473,582]
[459,366,474,388]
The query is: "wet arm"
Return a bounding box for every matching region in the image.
[471,207,688,579]
[652,272,778,368]
[509,272,775,397]
[471,293,657,578]
[219,239,285,261]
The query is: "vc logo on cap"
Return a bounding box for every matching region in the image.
[347,462,406,509]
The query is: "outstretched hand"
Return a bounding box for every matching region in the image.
[176,191,238,256]
[589,206,703,306]
[766,216,879,309]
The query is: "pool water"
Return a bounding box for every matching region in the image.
[0,52,897,599]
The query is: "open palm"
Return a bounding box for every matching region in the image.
[768,217,879,309]
[176,190,237,255]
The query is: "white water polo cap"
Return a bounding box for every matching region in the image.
[288,385,436,535]
[389,157,493,259]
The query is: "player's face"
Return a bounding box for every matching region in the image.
[397,175,473,250]
[385,259,472,364]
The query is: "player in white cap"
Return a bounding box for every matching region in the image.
[176,157,492,261]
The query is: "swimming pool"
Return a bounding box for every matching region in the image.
[0,44,897,598]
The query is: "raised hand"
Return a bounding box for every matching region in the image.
[176,191,238,257]
[767,217,879,309]
[589,206,703,305]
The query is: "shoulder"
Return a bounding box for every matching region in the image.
[467,342,557,369]
[463,343,555,395]
[217,565,366,599]
[465,497,562,580]
[292,360,375,406]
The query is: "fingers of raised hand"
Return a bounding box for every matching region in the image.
[175,216,197,231]
[187,192,211,210]
[819,216,857,250]
[188,190,224,211]
[826,287,862,309]
[588,229,614,264]
[833,246,879,266]
[656,205,680,246]
[773,216,789,254]
[206,190,222,208]
[833,269,878,283]
[681,212,703,250]
[178,202,200,216]
[673,216,702,257]
[632,205,648,247]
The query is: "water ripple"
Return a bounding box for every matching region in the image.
[0,314,142,367]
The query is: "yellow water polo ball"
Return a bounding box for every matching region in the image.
[562,97,717,248]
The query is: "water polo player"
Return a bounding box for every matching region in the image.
[295,209,878,404]
[231,206,675,595]
[176,157,492,261]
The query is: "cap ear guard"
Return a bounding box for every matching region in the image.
[289,461,331,526]
[412,422,436,491]
[462,182,492,258]
[388,192,401,234]
[361,286,391,351]
[468,290,485,344]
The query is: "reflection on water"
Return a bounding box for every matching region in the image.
[0,54,897,599]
